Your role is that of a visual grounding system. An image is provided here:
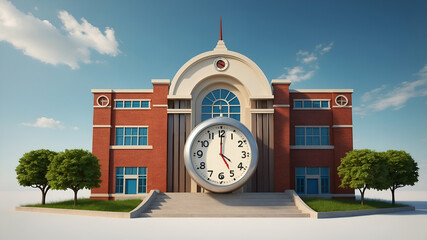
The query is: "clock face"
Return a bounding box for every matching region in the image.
[184,118,258,193]
[214,57,229,71]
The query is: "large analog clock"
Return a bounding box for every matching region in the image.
[184,117,258,193]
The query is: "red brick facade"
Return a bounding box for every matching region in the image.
[90,81,353,199]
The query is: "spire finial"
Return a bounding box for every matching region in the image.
[219,17,223,40]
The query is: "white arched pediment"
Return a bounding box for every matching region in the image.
[168,41,273,99]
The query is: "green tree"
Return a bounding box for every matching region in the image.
[47,149,101,206]
[15,149,57,204]
[338,149,388,205]
[384,150,418,206]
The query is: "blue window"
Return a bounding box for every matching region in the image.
[132,101,140,108]
[116,167,148,194]
[295,167,330,194]
[321,101,329,108]
[115,100,150,109]
[138,167,147,193]
[125,167,137,175]
[201,89,240,122]
[115,167,124,193]
[295,127,329,146]
[141,101,149,108]
[116,127,148,146]
[294,101,303,108]
[115,101,124,108]
[294,100,330,109]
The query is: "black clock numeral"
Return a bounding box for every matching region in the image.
[231,133,234,140]
[241,151,248,158]
[238,162,244,171]
[238,140,243,147]
[200,140,209,148]
[200,162,205,169]
[208,131,214,140]
[230,170,235,177]
[218,130,225,138]
[197,150,203,158]
[218,172,225,180]
[208,170,213,177]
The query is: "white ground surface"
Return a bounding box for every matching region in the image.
[1,190,426,240]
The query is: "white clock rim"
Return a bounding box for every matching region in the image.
[214,57,229,71]
[183,117,258,193]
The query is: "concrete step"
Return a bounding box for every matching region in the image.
[141,212,310,218]
[141,192,309,218]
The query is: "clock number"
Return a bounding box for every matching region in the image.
[230,170,235,177]
[200,162,205,169]
[208,132,214,140]
[238,162,244,171]
[218,130,225,138]
[238,140,243,147]
[207,170,213,177]
[197,150,203,158]
[200,140,209,148]
[231,133,234,140]
[218,172,225,180]
[241,151,248,158]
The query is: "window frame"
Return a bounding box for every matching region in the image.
[295,167,330,194]
[115,167,148,195]
[294,126,330,146]
[293,99,331,110]
[115,126,149,146]
[114,99,151,110]
[201,89,241,122]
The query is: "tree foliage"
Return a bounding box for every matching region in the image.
[337,149,388,205]
[384,150,418,205]
[46,149,101,206]
[15,149,57,204]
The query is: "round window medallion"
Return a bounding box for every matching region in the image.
[214,58,229,71]
[97,95,110,107]
[335,95,348,107]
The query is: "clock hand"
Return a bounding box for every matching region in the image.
[222,154,232,163]
[219,136,229,169]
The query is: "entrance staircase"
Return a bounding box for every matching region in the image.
[140,192,310,218]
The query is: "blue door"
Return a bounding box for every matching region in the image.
[125,179,137,194]
[307,179,319,194]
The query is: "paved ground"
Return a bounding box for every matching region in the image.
[1,190,426,240]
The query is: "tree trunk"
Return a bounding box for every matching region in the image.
[39,185,49,205]
[42,191,46,205]
[73,188,79,206]
[391,187,395,206]
[359,187,366,205]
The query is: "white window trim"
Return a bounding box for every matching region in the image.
[290,145,334,150]
[293,99,331,110]
[96,95,110,107]
[114,99,151,110]
[110,145,153,150]
[273,104,290,108]
[334,95,349,107]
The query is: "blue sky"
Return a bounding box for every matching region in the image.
[1,0,426,191]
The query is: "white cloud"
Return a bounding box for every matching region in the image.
[278,42,334,82]
[73,126,79,131]
[0,0,119,69]
[355,65,427,116]
[22,117,64,129]
[418,64,427,77]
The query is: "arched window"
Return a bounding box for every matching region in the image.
[201,89,240,122]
